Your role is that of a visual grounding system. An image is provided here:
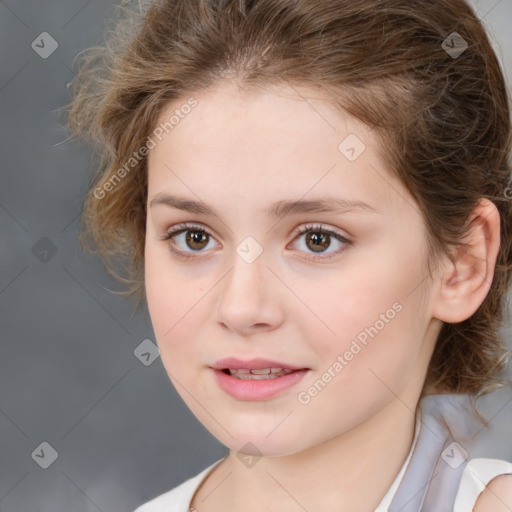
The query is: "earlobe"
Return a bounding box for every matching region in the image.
[431,198,501,324]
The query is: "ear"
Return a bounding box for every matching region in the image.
[431,198,501,324]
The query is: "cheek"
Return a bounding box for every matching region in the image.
[295,300,418,438]
[144,246,201,358]
[308,250,428,391]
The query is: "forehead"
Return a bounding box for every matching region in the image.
[147,81,411,219]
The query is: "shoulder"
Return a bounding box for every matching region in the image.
[132,458,225,512]
[453,458,512,512]
[473,474,512,512]
[132,480,192,512]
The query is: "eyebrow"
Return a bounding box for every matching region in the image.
[149,193,380,219]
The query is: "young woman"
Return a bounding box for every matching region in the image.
[66,0,512,510]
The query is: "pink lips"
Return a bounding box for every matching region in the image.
[210,357,309,401]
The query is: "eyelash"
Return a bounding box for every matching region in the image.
[158,222,351,261]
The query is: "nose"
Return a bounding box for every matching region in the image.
[215,256,285,335]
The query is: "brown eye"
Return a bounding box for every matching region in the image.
[160,223,218,259]
[184,230,209,251]
[290,224,351,260]
[305,231,331,253]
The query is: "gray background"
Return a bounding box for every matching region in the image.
[1,1,512,511]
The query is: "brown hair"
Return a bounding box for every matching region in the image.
[64,0,512,418]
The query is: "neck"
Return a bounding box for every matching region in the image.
[191,396,420,512]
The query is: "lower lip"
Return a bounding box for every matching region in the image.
[212,369,309,401]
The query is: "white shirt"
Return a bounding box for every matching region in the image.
[133,410,512,512]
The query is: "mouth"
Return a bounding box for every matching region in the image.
[220,368,302,380]
[210,358,310,399]
[212,364,310,401]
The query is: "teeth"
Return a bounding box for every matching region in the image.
[247,368,270,375]
[227,368,296,379]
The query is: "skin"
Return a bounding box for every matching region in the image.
[144,80,501,512]
[474,474,512,511]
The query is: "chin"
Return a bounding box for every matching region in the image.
[218,431,304,458]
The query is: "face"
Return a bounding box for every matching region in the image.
[144,81,442,457]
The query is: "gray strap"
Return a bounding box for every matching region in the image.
[389,393,511,511]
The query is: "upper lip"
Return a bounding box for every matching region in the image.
[211,357,307,371]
